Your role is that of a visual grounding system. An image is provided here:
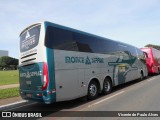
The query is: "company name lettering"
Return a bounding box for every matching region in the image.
[21,35,36,50]
[65,56,104,64]
[20,71,42,78]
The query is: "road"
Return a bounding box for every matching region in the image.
[1,75,160,120]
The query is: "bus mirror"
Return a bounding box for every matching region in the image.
[143,52,148,59]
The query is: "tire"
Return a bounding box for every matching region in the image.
[102,78,112,95]
[87,81,98,100]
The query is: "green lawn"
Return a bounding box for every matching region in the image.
[0,70,19,86]
[0,87,19,99]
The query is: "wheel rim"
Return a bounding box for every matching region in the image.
[89,84,97,97]
[104,81,110,92]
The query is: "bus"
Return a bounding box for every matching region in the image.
[19,21,148,104]
[141,47,160,74]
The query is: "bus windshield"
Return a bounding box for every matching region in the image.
[20,25,41,52]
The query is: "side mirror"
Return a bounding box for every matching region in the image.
[143,52,148,59]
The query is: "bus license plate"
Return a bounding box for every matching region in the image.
[26,93,32,98]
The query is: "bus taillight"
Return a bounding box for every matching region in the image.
[42,62,49,90]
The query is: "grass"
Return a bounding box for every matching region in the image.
[0,70,19,86]
[0,87,19,99]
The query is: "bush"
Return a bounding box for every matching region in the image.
[0,56,18,70]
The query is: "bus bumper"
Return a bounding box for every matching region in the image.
[20,89,56,104]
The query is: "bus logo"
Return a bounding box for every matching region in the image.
[85,56,91,65]
[25,31,30,39]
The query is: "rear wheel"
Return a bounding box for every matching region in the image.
[102,78,112,95]
[87,81,98,100]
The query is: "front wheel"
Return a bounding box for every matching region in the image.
[102,78,112,95]
[87,81,98,100]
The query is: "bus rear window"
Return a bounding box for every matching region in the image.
[20,25,41,52]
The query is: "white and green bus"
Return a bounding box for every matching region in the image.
[19,21,148,104]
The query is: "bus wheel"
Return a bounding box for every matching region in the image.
[102,78,112,95]
[87,81,98,100]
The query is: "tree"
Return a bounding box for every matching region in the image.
[145,44,160,51]
[0,56,18,70]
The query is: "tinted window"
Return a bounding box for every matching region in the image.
[45,26,78,51]
[45,26,123,54]
[74,33,104,53]
[75,35,120,53]
[20,25,41,52]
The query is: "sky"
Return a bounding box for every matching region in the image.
[0,0,160,58]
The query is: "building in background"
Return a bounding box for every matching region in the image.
[0,50,8,57]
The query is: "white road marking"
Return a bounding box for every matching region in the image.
[88,91,125,108]
[3,102,37,111]
[0,100,27,109]
[147,77,156,82]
